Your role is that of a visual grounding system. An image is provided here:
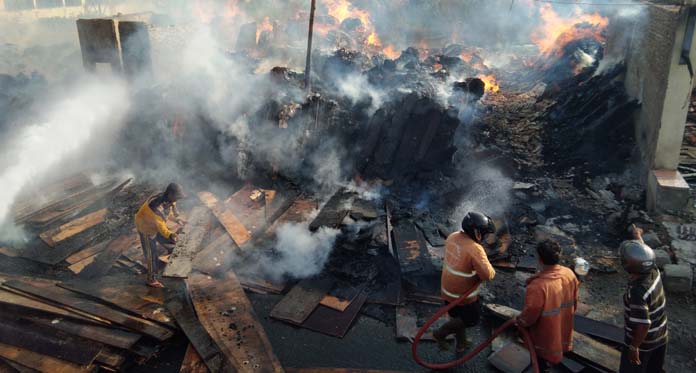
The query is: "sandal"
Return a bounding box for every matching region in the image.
[147,280,165,288]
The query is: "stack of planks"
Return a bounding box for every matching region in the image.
[0,273,174,372]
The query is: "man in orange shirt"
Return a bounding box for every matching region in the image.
[433,212,496,353]
[515,240,579,372]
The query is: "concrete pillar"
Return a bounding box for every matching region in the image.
[625,3,696,212]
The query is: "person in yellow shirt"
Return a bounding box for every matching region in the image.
[134,183,186,288]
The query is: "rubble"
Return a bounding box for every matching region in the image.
[663,264,694,293]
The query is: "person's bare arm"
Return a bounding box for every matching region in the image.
[630,224,644,243]
[628,324,649,365]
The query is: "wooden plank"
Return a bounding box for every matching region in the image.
[77,233,138,280]
[319,295,352,312]
[0,288,94,323]
[191,230,239,276]
[94,347,125,369]
[0,342,94,373]
[180,344,210,373]
[68,255,99,275]
[163,207,211,278]
[285,370,409,373]
[199,191,252,247]
[269,278,334,325]
[59,273,175,328]
[0,247,20,258]
[3,280,173,341]
[484,304,620,372]
[392,221,431,274]
[573,315,624,345]
[302,291,368,338]
[0,314,101,366]
[487,342,530,373]
[238,274,286,295]
[188,272,284,372]
[39,209,108,247]
[23,178,130,227]
[65,241,110,265]
[309,190,352,231]
[164,281,228,373]
[12,173,92,222]
[23,314,140,350]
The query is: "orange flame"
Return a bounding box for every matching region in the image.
[382,44,400,59]
[320,0,388,51]
[531,4,608,57]
[256,16,274,44]
[478,74,500,93]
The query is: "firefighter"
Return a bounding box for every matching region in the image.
[433,212,496,353]
[619,226,668,373]
[514,240,579,372]
[134,183,186,288]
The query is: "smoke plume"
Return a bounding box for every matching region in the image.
[0,76,129,231]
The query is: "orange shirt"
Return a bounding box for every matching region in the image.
[517,265,579,364]
[440,231,495,304]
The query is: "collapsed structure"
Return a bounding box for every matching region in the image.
[0,0,696,372]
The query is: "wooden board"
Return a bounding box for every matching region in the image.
[188,272,283,372]
[0,247,19,258]
[302,291,368,338]
[23,178,129,227]
[238,274,286,295]
[269,277,334,325]
[392,221,432,274]
[77,233,138,280]
[59,273,175,328]
[573,315,624,345]
[484,304,620,372]
[487,342,530,373]
[24,314,140,350]
[0,342,94,373]
[309,190,352,231]
[0,288,94,323]
[39,209,108,247]
[319,295,352,312]
[165,281,228,373]
[0,314,101,366]
[180,344,210,373]
[285,370,409,373]
[3,280,173,341]
[65,241,110,265]
[163,207,211,278]
[68,255,99,275]
[199,191,252,247]
[191,230,239,276]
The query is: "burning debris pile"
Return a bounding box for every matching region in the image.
[6,0,696,371]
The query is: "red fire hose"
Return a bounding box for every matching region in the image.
[410,283,540,372]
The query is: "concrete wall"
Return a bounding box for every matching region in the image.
[625,4,695,171]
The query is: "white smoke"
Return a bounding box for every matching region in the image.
[0,75,129,232]
[264,222,340,281]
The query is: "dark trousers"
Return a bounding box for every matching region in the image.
[138,232,175,282]
[619,344,667,373]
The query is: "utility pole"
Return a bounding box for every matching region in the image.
[304,0,316,92]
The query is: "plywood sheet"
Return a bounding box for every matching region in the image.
[302,291,368,338]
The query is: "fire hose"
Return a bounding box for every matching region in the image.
[410,282,540,372]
